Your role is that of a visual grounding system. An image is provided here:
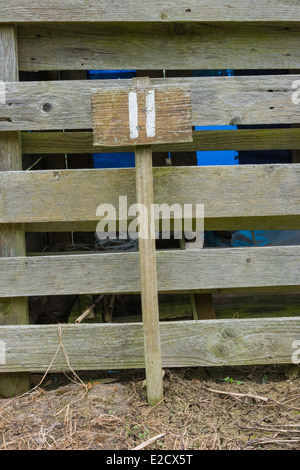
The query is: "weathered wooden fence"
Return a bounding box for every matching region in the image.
[0,1,300,401]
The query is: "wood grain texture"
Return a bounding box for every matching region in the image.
[0,27,28,320]
[0,246,298,297]
[0,165,299,229]
[0,28,28,324]
[92,83,192,146]
[1,76,300,131]
[21,128,300,154]
[1,1,300,22]
[0,24,30,398]
[17,23,300,71]
[135,144,163,405]
[0,317,299,372]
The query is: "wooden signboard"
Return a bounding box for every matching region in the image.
[91,82,192,147]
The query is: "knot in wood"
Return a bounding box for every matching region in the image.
[42,102,53,113]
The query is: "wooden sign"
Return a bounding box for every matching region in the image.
[91,77,193,405]
[91,82,192,147]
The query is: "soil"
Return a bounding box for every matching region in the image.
[1,365,300,450]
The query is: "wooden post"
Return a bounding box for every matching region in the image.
[132,76,163,405]
[0,25,31,397]
[135,144,163,405]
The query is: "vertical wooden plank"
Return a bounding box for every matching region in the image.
[194,293,216,320]
[135,144,163,406]
[180,236,216,320]
[292,149,300,163]
[0,25,31,397]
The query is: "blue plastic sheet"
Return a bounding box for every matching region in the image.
[231,230,300,247]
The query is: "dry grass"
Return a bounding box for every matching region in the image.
[1,366,300,450]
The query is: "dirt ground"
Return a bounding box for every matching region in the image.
[0,365,300,450]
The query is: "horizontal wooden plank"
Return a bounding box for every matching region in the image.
[21,128,300,154]
[0,246,298,297]
[18,23,300,71]
[1,1,300,23]
[0,317,299,372]
[214,293,300,319]
[1,76,300,131]
[24,216,300,233]
[1,165,299,229]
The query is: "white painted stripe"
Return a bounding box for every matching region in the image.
[128,91,139,139]
[0,340,6,365]
[146,89,156,138]
[0,81,6,105]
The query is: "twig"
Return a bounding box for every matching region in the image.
[145,397,166,415]
[75,294,104,323]
[207,386,300,412]
[206,387,269,402]
[0,323,87,414]
[259,423,300,428]
[0,413,10,424]
[245,437,300,448]
[251,230,258,246]
[132,433,165,450]
[0,325,68,410]
[236,422,300,434]
[26,156,43,171]
[55,324,88,391]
